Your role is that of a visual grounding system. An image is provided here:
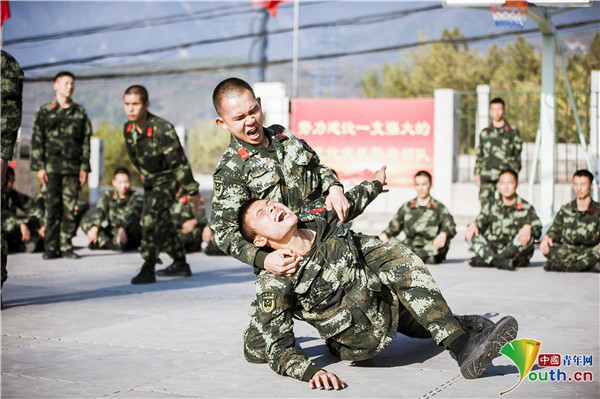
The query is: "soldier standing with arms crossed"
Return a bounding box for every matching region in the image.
[31,71,92,260]
[474,98,522,205]
[122,85,202,284]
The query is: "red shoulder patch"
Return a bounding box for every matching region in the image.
[237,148,249,160]
[181,196,188,204]
[126,123,133,133]
[310,208,325,213]
[147,127,153,138]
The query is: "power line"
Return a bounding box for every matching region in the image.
[21,4,443,71]
[24,19,599,82]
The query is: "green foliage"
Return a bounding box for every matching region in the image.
[187,120,230,175]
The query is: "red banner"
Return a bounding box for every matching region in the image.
[1,0,11,27]
[292,98,434,187]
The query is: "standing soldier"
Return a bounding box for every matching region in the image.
[1,50,24,288]
[541,169,600,272]
[465,169,541,270]
[81,167,143,251]
[474,97,522,205]
[122,85,202,284]
[379,170,456,264]
[31,71,92,260]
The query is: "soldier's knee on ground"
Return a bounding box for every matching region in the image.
[243,325,267,364]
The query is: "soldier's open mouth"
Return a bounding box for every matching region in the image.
[275,210,286,222]
[247,128,260,140]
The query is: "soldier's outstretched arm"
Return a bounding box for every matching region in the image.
[341,166,387,222]
[309,370,346,390]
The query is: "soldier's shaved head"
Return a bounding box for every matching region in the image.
[573,169,593,184]
[414,170,432,184]
[213,77,256,116]
[238,198,260,242]
[124,85,149,104]
[499,169,518,183]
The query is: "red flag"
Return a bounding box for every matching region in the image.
[251,0,288,17]
[1,0,11,28]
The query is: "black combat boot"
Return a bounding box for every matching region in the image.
[590,262,600,273]
[543,260,566,272]
[457,316,518,379]
[62,249,80,259]
[469,256,488,267]
[131,261,156,284]
[42,249,61,260]
[424,256,441,265]
[491,257,515,271]
[456,315,494,334]
[156,259,192,277]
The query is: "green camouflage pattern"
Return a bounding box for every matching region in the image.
[123,113,199,195]
[474,122,522,204]
[1,51,24,161]
[81,189,143,250]
[31,99,93,174]
[544,200,600,271]
[170,195,208,253]
[383,196,456,261]
[210,125,340,268]
[43,174,81,252]
[469,197,542,265]
[248,181,462,382]
[2,188,44,233]
[34,187,88,239]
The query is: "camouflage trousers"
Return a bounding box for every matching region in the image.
[400,238,450,262]
[177,227,203,254]
[243,234,463,363]
[545,243,600,272]
[88,224,142,251]
[478,180,498,206]
[469,234,534,266]
[45,173,81,252]
[141,182,186,264]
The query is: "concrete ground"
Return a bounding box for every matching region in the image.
[1,229,599,399]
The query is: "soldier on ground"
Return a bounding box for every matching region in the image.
[541,169,600,272]
[2,167,44,253]
[81,167,143,251]
[31,71,93,260]
[465,169,541,270]
[122,85,202,284]
[237,170,518,388]
[209,77,350,362]
[1,50,24,288]
[379,170,456,264]
[474,97,522,205]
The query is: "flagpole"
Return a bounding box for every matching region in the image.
[291,0,299,98]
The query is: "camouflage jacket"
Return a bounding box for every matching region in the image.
[31,98,93,174]
[256,180,396,382]
[81,189,143,232]
[546,200,600,247]
[383,196,456,245]
[171,195,208,229]
[210,125,340,268]
[474,121,522,182]
[1,189,44,232]
[475,196,542,246]
[123,113,199,195]
[1,51,24,161]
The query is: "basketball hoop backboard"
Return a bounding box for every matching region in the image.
[442,0,593,8]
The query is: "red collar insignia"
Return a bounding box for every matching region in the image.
[147,127,153,138]
[410,201,415,208]
[517,202,522,210]
[181,196,188,204]
[237,148,249,160]
[430,203,434,210]
[126,123,133,133]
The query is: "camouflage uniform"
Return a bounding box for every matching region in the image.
[252,181,464,382]
[81,189,143,250]
[2,51,24,286]
[383,197,456,262]
[469,197,541,266]
[544,200,600,272]
[2,188,44,252]
[170,195,208,253]
[31,98,92,253]
[123,113,199,264]
[34,187,89,239]
[211,125,340,268]
[474,122,522,205]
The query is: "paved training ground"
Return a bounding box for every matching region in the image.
[2,230,599,399]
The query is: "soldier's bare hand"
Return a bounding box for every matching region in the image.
[264,249,303,277]
[540,235,553,255]
[20,223,31,243]
[201,225,214,243]
[372,165,389,192]
[38,226,45,238]
[37,169,48,188]
[188,193,204,214]
[79,171,88,187]
[117,227,128,245]
[326,185,350,222]
[379,232,389,242]
[309,370,346,390]
[181,218,198,234]
[473,174,481,187]
[433,232,447,250]
[518,224,532,247]
[465,222,479,242]
[87,226,99,244]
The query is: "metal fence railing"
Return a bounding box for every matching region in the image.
[456,90,594,183]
